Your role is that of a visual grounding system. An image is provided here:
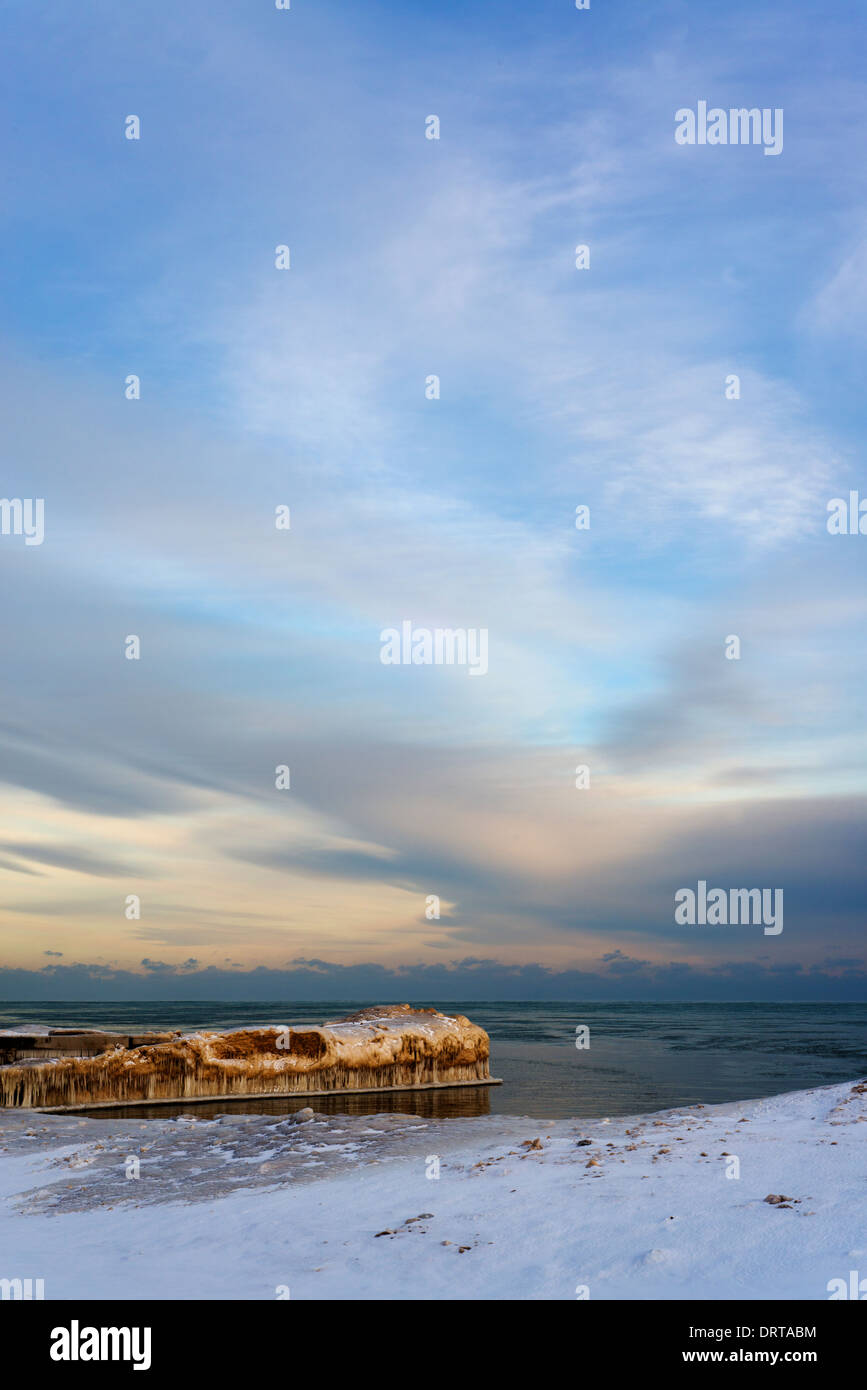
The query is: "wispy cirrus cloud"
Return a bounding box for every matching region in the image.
[0,0,864,995]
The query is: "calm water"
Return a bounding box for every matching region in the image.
[1,1000,865,1121]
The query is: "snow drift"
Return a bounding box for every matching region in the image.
[0,1005,496,1110]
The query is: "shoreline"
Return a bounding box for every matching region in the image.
[1,1076,864,1299]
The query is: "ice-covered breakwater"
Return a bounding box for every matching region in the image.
[0,1005,497,1110]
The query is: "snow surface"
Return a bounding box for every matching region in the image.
[0,1078,864,1300]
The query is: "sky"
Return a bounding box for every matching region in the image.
[0,0,865,1001]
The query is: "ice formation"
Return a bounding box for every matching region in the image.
[0,1005,496,1110]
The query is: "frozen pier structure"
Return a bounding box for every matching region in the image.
[0,1006,499,1110]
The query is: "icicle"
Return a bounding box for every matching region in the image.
[0,1006,496,1110]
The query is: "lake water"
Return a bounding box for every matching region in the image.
[1,1000,864,1120]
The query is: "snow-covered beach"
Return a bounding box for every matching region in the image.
[1,1077,864,1300]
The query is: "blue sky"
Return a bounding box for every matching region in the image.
[0,0,865,1000]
